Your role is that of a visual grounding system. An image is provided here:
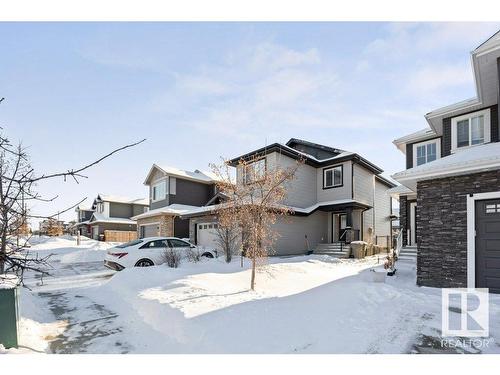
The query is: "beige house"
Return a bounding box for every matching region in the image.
[182,138,396,256]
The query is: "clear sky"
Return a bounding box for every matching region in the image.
[1,22,500,224]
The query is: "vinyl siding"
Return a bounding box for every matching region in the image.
[235,152,317,209]
[271,211,328,256]
[316,161,352,203]
[353,164,392,241]
[271,152,317,208]
[374,179,392,238]
[353,163,374,206]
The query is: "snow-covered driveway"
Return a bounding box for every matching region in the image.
[9,237,500,354]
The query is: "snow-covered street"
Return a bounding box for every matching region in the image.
[5,236,500,354]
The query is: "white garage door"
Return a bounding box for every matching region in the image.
[140,223,159,238]
[197,223,219,250]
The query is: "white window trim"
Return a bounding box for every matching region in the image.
[151,177,168,202]
[323,165,343,188]
[451,108,491,154]
[466,191,500,288]
[412,138,441,167]
[243,158,266,185]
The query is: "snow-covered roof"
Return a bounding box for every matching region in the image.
[144,164,219,185]
[392,128,438,153]
[132,204,202,220]
[180,199,372,218]
[386,185,415,197]
[96,194,148,206]
[89,213,137,225]
[392,142,500,191]
[75,204,93,212]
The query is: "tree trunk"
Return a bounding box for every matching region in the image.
[250,256,256,290]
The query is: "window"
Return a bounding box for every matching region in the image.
[168,239,191,248]
[323,165,343,189]
[140,240,167,249]
[152,180,167,201]
[451,109,490,152]
[243,159,266,184]
[413,139,440,167]
[486,203,500,214]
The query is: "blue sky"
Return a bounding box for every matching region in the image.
[1,22,500,222]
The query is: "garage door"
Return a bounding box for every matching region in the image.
[197,223,219,250]
[475,199,500,293]
[140,224,159,238]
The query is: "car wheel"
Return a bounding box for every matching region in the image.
[202,253,214,259]
[135,259,154,267]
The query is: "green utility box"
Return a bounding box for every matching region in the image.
[0,275,20,349]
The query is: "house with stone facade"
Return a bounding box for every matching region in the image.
[391,30,500,293]
[88,194,149,241]
[182,138,396,256]
[131,165,221,240]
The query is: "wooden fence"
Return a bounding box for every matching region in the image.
[104,230,137,243]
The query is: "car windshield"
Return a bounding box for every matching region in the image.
[116,239,144,249]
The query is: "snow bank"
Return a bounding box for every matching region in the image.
[83,255,404,353]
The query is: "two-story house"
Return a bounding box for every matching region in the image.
[88,194,149,241]
[71,204,94,237]
[183,138,395,256]
[131,164,219,239]
[391,30,500,293]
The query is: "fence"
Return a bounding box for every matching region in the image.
[104,230,137,243]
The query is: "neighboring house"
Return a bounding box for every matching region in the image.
[131,165,219,239]
[88,194,149,241]
[391,30,500,293]
[71,204,94,237]
[183,138,396,256]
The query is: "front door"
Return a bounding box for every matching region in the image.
[475,199,500,293]
[338,214,347,242]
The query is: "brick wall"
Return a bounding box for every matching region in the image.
[136,215,174,237]
[416,169,500,288]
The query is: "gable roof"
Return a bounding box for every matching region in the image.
[143,164,218,185]
[95,194,148,206]
[227,138,384,175]
[425,29,500,133]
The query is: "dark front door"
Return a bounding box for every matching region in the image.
[475,199,500,294]
[338,214,347,242]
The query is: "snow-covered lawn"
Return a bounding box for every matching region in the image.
[3,237,500,354]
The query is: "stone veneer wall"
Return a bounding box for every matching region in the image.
[136,215,174,237]
[416,169,500,288]
[399,195,408,246]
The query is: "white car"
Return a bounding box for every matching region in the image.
[104,237,217,271]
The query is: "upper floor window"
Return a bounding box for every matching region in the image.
[323,165,343,189]
[413,139,440,167]
[152,180,167,201]
[451,109,490,152]
[243,159,266,184]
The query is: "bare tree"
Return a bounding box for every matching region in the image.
[211,154,301,290]
[0,97,145,281]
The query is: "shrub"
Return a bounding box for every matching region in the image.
[162,248,182,268]
[186,247,202,263]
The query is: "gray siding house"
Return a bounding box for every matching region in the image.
[132,164,219,239]
[184,138,395,256]
[71,204,94,237]
[88,194,149,240]
[391,30,500,293]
